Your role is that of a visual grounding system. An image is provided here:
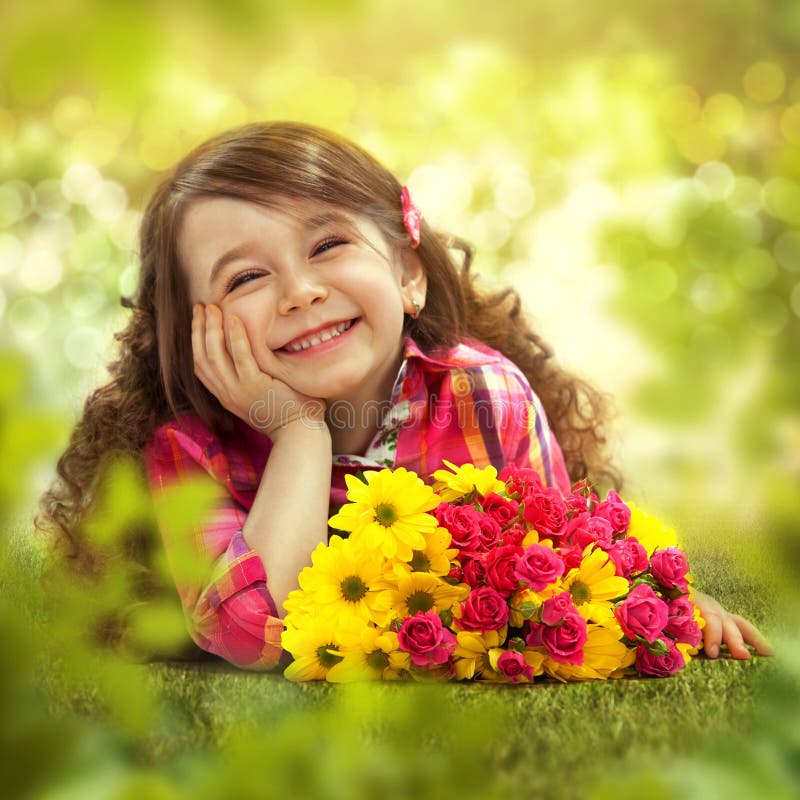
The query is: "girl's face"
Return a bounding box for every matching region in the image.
[177,196,426,406]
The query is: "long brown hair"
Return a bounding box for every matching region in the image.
[39,121,621,574]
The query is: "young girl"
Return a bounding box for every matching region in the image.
[41,121,772,671]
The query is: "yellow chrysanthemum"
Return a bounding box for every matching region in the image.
[381,569,469,621]
[453,628,507,680]
[285,535,390,624]
[561,545,630,624]
[627,504,680,556]
[543,620,635,682]
[431,460,505,502]
[328,468,439,560]
[325,625,409,683]
[397,527,457,577]
[282,612,364,682]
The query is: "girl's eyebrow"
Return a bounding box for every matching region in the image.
[208,243,260,288]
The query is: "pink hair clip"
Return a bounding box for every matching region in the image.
[400,186,422,249]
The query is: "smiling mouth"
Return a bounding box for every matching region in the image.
[279,319,356,353]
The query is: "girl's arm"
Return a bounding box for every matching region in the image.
[192,305,331,614]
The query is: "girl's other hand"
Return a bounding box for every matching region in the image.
[692,590,774,660]
[192,304,326,439]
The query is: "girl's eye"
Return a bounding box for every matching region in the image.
[226,270,264,293]
[313,236,347,257]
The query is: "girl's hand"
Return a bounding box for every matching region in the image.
[192,304,326,439]
[692,590,774,660]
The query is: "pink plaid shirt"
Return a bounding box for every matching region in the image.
[144,337,571,670]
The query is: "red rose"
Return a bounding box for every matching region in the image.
[434,503,482,552]
[501,524,527,547]
[476,514,502,552]
[529,610,588,664]
[650,547,690,592]
[558,542,584,572]
[496,650,534,683]
[515,543,565,592]
[499,465,544,500]
[482,492,520,529]
[485,544,523,596]
[636,639,686,677]
[566,514,613,551]
[397,611,457,669]
[522,488,568,539]
[665,597,702,646]
[458,586,509,632]
[540,590,575,626]
[592,490,631,534]
[607,537,649,578]
[462,556,487,588]
[614,584,669,643]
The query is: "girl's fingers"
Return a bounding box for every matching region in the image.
[701,606,723,658]
[226,315,262,381]
[191,305,218,390]
[732,614,774,656]
[203,305,238,385]
[721,616,750,659]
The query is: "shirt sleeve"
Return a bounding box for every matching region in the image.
[497,366,572,496]
[144,420,284,671]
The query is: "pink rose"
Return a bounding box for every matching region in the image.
[482,493,520,529]
[529,610,588,665]
[522,488,568,539]
[558,542,584,572]
[650,547,690,592]
[607,537,649,578]
[499,465,544,500]
[458,586,510,632]
[462,557,487,588]
[592,490,631,534]
[397,611,457,669]
[614,583,669,643]
[515,543,565,592]
[636,639,686,677]
[540,591,575,626]
[496,650,534,683]
[665,597,702,647]
[434,503,482,552]
[566,514,613,551]
[484,544,523,596]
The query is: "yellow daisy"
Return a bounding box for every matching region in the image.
[282,612,364,682]
[543,621,635,682]
[561,545,630,624]
[288,535,390,625]
[400,527,457,577]
[627,504,680,556]
[325,625,409,683]
[454,628,507,680]
[328,468,440,561]
[381,569,469,621]
[431,460,505,502]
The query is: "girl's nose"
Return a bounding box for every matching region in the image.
[278,269,328,314]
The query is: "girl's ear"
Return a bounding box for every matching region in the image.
[399,249,427,315]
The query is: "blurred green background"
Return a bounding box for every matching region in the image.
[2,0,798,524]
[1,3,799,797]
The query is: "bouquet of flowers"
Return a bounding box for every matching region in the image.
[281,462,704,683]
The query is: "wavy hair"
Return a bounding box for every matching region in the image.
[39,121,621,581]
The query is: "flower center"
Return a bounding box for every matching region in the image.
[569,580,591,605]
[316,644,344,668]
[374,502,399,527]
[366,650,390,670]
[340,574,368,602]
[409,551,431,572]
[406,589,435,615]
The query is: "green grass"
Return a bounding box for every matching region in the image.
[3,507,798,800]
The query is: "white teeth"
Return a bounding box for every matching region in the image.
[285,320,352,352]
